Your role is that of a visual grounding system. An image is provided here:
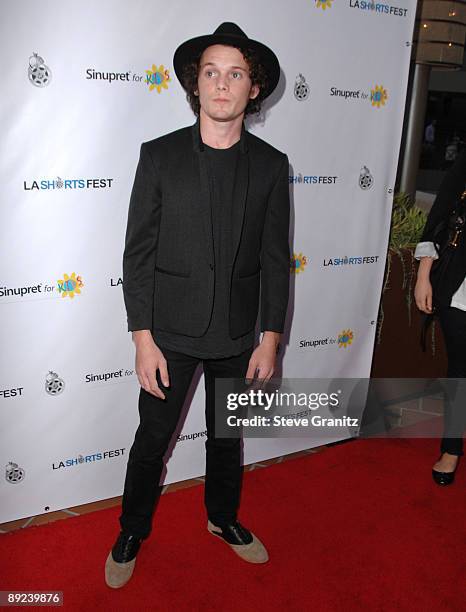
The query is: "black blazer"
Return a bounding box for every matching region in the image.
[420,148,466,306]
[122,117,290,339]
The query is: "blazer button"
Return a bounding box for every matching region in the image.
[209,263,214,270]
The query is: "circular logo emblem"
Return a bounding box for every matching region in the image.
[5,462,25,484]
[28,53,52,88]
[45,371,65,396]
[294,74,310,101]
[359,166,374,190]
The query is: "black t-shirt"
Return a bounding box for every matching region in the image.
[154,139,255,358]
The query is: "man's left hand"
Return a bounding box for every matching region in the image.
[245,331,281,385]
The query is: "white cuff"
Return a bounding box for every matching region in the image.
[414,242,439,260]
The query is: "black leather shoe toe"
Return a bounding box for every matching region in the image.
[432,469,455,486]
[208,521,253,545]
[111,531,142,563]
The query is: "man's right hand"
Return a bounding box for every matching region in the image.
[132,330,170,399]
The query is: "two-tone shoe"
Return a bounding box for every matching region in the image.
[207,520,268,564]
[105,531,142,588]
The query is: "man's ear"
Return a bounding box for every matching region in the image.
[249,83,260,100]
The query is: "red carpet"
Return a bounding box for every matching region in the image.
[1,437,465,611]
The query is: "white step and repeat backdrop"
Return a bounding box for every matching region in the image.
[0,0,417,523]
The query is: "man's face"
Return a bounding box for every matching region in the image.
[195,44,259,122]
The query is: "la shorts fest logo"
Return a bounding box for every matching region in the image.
[23,177,114,191]
[289,173,338,185]
[314,0,408,17]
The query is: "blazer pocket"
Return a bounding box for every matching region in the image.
[155,264,191,278]
[237,268,260,279]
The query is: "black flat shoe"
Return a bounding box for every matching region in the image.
[432,455,459,486]
[432,468,456,486]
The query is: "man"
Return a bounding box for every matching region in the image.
[424,119,435,145]
[105,22,290,589]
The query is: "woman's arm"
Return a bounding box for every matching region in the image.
[414,257,434,314]
[421,149,466,242]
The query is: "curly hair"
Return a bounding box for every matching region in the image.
[180,45,269,117]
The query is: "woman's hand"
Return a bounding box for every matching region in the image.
[415,257,434,314]
[414,277,433,313]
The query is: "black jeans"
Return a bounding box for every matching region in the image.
[119,344,254,539]
[438,306,466,456]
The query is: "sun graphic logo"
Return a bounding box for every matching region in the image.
[370,85,388,108]
[338,329,354,348]
[57,273,84,299]
[315,0,333,10]
[290,253,308,274]
[146,64,171,93]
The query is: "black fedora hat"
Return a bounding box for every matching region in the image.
[173,22,280,100]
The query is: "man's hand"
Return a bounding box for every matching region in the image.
[132,330,170,399]
[246,331,281,386]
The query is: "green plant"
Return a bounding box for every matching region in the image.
[376,192,434,349]
[389,192,428,252]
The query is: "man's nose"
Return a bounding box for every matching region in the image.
[216,74,228,90]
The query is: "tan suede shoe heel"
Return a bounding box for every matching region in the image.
[105,551,137,588]
[207,520,269,564]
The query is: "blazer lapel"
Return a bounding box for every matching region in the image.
[192,117,214,267]
[198,153,215,267]
[230,147,249,266]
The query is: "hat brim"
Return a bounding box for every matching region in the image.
[173,33,280,100]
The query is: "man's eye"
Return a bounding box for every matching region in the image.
[206,70,215,77]
[232,72,241,79]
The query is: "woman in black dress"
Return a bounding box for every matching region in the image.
[414,148,466,485]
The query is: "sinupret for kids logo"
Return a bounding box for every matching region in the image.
[299,328,356,349]
[338,329,354,348]
[290,253,308,274]
[145,64,171,92]
[57,273,84,299]
[370,84,388,108]
[315,0,334,10]
[85,62,171,94]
